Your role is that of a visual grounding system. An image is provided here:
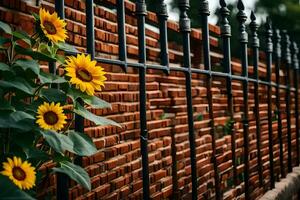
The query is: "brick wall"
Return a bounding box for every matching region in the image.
[0,0,298,199]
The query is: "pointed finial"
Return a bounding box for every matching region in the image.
[274,29,282,58]
[250,11,256,21]
[292,42,299,70]
[250,10,259,48]
[237,0,248,43]
[158,0,168,18]
[237,0,245,10]
[282,30,291,64]
[220,0,226,7]
[294,42,299,55]
[265,17,273,53]
[199,0,210,16]
[219,0,231,37]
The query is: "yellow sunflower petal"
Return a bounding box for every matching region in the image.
[1,157,36,190]
[36,102,67,131]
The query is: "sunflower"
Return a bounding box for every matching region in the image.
[36,102,67,131]
[39,8,67,43]
[65,54,106,96]
[1,157,36,190]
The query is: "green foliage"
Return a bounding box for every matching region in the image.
[53,161,91,190]
[255,0,300,44]
[0,18,119,199]
[0,175,34,200]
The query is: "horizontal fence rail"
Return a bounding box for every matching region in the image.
[41,0,300,199]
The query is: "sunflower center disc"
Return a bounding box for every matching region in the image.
[12,167,26,181]
[44,111,59,125]
[76,69,93,82]
[44,21,57,35]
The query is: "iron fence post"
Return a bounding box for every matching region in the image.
[117,0,127,72]
[219,0,237,188]
[265,18,275,189]
[274,29,285,178]
[282,30,292,172]
[199,0,221,198]
[157,0,169,74]
[236,1,250,199]
[135,1,150,199]
[249,11,263,187]
[178,0,197,199]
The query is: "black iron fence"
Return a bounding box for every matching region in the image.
[51,0,300,199]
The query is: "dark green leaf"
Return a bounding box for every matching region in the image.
[14,59,40,75]
[0,37,10,47]
[68,87,111,109]
[0,174,34,199]
[0,21,12,34]
[12,30,31,46]
[0,78,35,95]
[53,161,91,190]
[68,131,97,156]
[74,103,120,127]
[15,45,56,62]
[41,131,64,154]
[39,71,67,84]
[0,99,15,111]
[56,42,78,53]
[24,148,49,162]
[0,110,34,130]
[40,88,67,103]
[56,54,65,65]
[0,62,10,71]
[40,130,82,156]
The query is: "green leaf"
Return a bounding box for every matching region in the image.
[0,37,10,47]
[0,21,12,34]
[40,130,71,154]
[15,45,56,62]
[41,130,65,154]
[0,99,15,111]
[56,42,78,53]
[0,175,34,199]
[68,87,111,109]
[56,54,65,65]
[24,148,49,162]
[0,110,34,131]
[74,103,120,127]
[39,71,67,84]
[14,59,40,75]
[12,30,31,46]
[40,88,67,103]
[0,78,34,95]
[0,62,10,71]
[53,161,91,190]
[68,131,97,156]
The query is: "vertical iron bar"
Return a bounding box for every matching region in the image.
[274,29,285,178]
[237,1,250,199]
[249,11,263,187]
[265,18,275,189]
[157,0,169,74]
[74,0,95,165]
[54,1,68,200]
[135,1,150,199]
[219,0,237,187]
[117,0,127,72]
[178,1,197,199]
[199,1,221,199]
[199,0,221,200]
[282,30,292,172]
[292,42,300,165]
